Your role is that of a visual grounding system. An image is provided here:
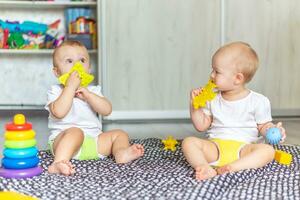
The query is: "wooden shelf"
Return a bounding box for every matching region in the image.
[0,1,97,8]
[0,49,98,54]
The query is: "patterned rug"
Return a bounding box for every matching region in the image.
[0,138,299,200]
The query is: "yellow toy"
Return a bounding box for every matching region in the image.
[162,136,178,151]
[193,79,217,109]
[0,191,38,200]
[58,62,94,87]
[275,150,292,166]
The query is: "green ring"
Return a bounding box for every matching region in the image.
[4,139,37,149]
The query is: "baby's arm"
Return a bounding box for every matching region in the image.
[76,87,112,116]
[190,88,212,132]
[50,71,80,119]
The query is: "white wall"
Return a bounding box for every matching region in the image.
[102,0,300,120]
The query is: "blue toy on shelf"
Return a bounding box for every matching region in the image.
[266,127,282,145]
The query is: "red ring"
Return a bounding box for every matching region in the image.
[5,122,32,131]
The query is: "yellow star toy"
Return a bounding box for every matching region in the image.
[58,62,94,87]
[193,79,217,109]
[162,136,178,151]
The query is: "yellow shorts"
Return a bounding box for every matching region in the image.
[48,136,106,161]
[210,138,247,167]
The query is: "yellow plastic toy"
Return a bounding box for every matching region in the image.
[58,62,94,87]
[275,150,292,166]
[162,136,178,151]
[0,191,38,200]
[193,79,217,109]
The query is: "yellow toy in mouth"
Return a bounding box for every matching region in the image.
[193,79,217,109]
[58,62,94,87]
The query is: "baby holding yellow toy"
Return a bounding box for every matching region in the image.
[182,42,287,180]
[45,40,144,175]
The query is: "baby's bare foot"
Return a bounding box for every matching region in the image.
[216,165,233,175]
[48,160,75,176]
[115,144,144,164]
[195,165,217,180]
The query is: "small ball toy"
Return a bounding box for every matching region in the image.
[266,127,282,145]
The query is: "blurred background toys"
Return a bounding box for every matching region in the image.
[0,114,43,179]
[0,19,64,49]
[65,7,96,49]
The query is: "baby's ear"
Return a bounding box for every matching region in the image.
[235,72,245,84]
[52,67,60,77]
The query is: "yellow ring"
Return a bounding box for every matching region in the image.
[5,130,35,141]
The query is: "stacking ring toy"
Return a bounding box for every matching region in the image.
[0,166,43,179]
[5,130,36,141]
[4,139,36,149]
[3,147,38,159]
[2,157,39,169]
[5,114,32,131]
[6,122,32,131]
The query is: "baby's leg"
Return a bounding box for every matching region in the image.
[48,127,84,175]
[182,137,219,180]
[217,143,275,175]
[97,129,144,164]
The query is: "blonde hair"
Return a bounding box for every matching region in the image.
[214,42,259,83]
[52,40,88,68]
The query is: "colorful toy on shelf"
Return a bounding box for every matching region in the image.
[65,8,97,49]
[0,20,48,34]
[0,28,9,49]
[275,150,292,166]
[162,136,178,151]
[0,114,43,179]
[58,61,94,87]
[0,19,63,49]
[7,32,25,49]
[193,79,217,109]
[266,127,282,145]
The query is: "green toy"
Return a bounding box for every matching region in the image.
[7,32,25,49]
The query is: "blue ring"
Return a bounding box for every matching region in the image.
[3,147,38,159]
[2,157,39,169]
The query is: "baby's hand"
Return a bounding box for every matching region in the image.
[75,87,91,101]
[190,88,203,100]
[66,71,81,91]
[276,122,286,143]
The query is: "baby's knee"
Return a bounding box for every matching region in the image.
[66,127,84,138]
[265,144,275,156]
[260,144,275,160]
[182,136,197,149]
[114,129,129,138]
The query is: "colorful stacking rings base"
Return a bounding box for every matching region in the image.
[5,130,35,140]
[3,147,38,159]
[4,139,36,149]
[0,166,43,179]
[0,114,42,179]
[2,157,39,169]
